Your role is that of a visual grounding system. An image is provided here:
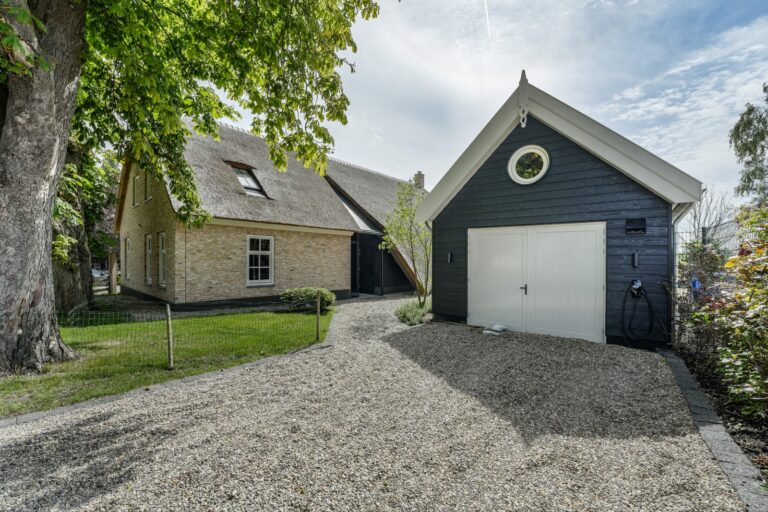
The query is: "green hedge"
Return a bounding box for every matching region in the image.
[281,287,336,312]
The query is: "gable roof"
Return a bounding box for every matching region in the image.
[416,71,703,223]
[324,158,407,227]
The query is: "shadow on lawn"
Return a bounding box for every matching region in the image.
[381,322,694,441]
[0,411,177,510]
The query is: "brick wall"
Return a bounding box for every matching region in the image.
[119,163,178,302]
[120,164,352,304]
[177,223,351,303]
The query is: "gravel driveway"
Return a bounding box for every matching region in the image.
[0,297,744,511]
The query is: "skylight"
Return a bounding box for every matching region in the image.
[232,166,267,198]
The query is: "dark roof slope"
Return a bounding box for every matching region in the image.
[324,158,406,227]
[174,124,359,231]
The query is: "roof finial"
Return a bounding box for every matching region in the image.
[518,69,529,128]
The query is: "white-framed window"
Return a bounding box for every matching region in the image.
[507,145,550,185]
[145,234,152,286]
[233,167,267,197]
[158,232,166,288]
[125,238,131,280]
[247,235,274,286]
[132,175,140,207]
[144,171,152,201]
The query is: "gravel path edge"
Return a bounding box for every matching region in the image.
[659,348,768,511]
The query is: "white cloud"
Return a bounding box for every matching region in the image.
[229,1,768,194]
[602,16,768,193]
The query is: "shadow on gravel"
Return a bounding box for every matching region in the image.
[382,322,694,442]
[0,412,177,510]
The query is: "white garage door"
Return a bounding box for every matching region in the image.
[467,222,606,343]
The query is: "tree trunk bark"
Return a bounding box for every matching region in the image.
[0,0,86,371]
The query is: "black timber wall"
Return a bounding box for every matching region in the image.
[432,116,671,343]
[357,233,413,295]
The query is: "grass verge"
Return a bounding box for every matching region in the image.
[0,309,333,419]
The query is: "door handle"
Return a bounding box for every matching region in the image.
[520,283,527,295]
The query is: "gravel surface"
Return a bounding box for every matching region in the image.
[0,297,744,511]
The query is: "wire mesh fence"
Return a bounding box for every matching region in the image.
[58,295,330,375]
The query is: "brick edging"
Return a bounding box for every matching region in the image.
[658,349,768,511]
[0,327,338,432]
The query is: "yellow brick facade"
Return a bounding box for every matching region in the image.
[120,164,352,304]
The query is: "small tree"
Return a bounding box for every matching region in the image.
[380,181,432,307]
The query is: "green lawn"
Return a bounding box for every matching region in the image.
[0,309,332,418]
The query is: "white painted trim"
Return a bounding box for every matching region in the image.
[246,235,275,287]
[416,72,702,222]
[208,216,354,237]
[158,231,166,287]
[507,145,550,185]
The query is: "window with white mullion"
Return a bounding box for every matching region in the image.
[247,235,274,285]
[145,234,152,286]
[158,232,166,287]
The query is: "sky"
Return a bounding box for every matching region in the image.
[233,0,768,193]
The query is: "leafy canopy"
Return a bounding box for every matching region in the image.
[380,181,432,307]
[730,83,768,202]
[32,0,379,226]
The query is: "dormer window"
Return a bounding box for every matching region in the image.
[228,161,267,198]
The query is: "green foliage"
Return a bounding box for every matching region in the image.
[691,206,768,415]
[281,287,336,312]
[67,0,381,226]
[0,0,48,80]
[52,150,121,265]
[380,181,432,307]
[395,299,431,326]
[730,83,768,201]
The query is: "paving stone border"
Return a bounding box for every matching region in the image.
[659,349,768,512]
[0,323,338,432]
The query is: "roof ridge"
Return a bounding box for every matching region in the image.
[328,156,408,184]
[215,121,407,184]
[218,121,252,135]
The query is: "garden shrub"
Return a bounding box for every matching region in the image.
[395,299,431,326]
[693,206,768,415]
[281,287,336,312]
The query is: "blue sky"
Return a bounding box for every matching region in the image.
[235,1,768,193]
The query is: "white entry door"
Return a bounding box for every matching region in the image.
[467,222,606,343]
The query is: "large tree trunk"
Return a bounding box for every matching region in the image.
[0,0,86,371]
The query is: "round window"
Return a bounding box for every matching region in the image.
[507,145,550,185]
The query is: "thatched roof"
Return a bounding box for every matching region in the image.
[324,158,407,227]
[174,124,361,231]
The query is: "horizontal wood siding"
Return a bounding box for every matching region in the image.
[433,116,671,342]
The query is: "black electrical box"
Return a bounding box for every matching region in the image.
[625,218,646,235]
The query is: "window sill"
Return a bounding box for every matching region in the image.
[247,282,275,288]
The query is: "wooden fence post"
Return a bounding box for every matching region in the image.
[316,289,321,342]
[165,303,174,370]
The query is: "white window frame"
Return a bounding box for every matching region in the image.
[507,145,550,185]
[246,235,274,286]
[132,175,140,207]
[144,171,152,202]
[125,238,131,280]
[158,232,166,288]
[145,234,152,286]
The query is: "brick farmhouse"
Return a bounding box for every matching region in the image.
[115,125,417,305]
